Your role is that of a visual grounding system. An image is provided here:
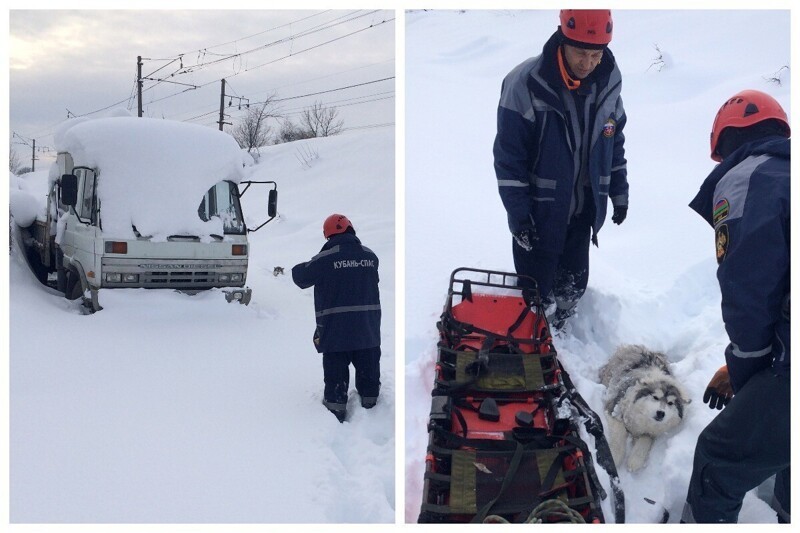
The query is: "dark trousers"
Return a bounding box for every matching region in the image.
[683,367,790,523]
[513,210,592,312]
[322,346,381,410]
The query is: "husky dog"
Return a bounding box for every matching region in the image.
[599,344,690,472]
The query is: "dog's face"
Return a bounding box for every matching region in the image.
[625,382,687,436]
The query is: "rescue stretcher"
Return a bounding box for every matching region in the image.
[418,267,625,524]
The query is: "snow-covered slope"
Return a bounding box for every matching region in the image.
[405,10,789,524]
[10,127,395,523]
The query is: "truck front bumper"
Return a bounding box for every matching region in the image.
[223,287,252,305]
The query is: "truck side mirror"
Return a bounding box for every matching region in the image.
[268,189,278,218]
[60,174,79,207]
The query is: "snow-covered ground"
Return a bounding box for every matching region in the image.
[404,10,789,524]
[10,127,395,523]
[7,8,793,527]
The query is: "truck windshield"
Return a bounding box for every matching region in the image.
[198,181,245,234]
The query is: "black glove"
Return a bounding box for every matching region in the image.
[512,225,538,251]
[612,205,628,225]
[702,366,733,410]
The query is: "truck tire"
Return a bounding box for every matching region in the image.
[26,248,49,285]
[56,247,67,293]
[65,269,84,300]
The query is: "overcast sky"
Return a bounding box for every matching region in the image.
[9,9,395,168]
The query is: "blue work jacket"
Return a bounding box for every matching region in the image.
[494,31,628,251]
[689,136,790,392]
[292,232,381,353]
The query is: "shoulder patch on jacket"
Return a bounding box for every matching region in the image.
[602,117,616,138]
[713,198,730,225]
[716,224,729,264]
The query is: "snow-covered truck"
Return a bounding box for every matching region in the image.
[18,116,277,312]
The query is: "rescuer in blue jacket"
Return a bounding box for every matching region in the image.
[292,214,381,423]
[493,10,628,329]
[682,90,790,523]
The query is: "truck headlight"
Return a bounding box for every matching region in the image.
[219,274,230,282]
[123,274,139,283]
[105,273,122,283]
[231,273,243,282]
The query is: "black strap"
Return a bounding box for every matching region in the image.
[470,444,575,523]
[435,346,556,394]
[471,441,525,523]
[466,335,495,377]
[506,304,531,338]
[560,366,625,524]
[438,309,550,352]
[429,426,579,456]
[540,450,569,496]
[450,403,469,439]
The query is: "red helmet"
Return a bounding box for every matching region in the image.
[560,10,613,48]
[323,213,353,239]
[710,90,790,162]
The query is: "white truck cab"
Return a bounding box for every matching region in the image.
[23,117,277,312]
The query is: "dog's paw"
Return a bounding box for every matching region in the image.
[626,435,654,472]
[626,453,647,472]
[604,415,628,467]
[610,441,626,468]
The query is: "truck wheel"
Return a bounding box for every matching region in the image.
[65,270,84,300]
[56,247,67,293]
[26,248,49,284]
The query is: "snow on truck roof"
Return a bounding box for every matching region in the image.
[52,116,252,240]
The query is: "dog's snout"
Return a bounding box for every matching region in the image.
[655,410,665,421]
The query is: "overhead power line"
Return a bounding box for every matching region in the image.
[278,91,394,114]
[77,13,393,122]
[220,16,395,84]
[178,77,394,124]
[25,12,394,142]
[167,10,334,60]
[271,76,394,103]
[171,10,376,75]
[139,10,376,90]
[278,95,394,119]
[345,122,394,131]
[163,57,393,121]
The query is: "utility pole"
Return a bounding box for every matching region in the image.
[12,132,47,172]
[218,80,248,131]
[218,79,231,131]
[137,56,143,118]
[218,79,226,131]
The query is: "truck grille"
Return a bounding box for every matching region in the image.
[142,270,239,288]
[101,258,247,289]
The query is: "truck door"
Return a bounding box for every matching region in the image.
[60,167,99,276]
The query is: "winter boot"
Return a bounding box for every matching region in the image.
[328,408,347,423]
[361,396,378,409]
[550,308,572,332]
[323,399,347,423]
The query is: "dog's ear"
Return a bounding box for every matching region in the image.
[680,389,692,405]
[671,381,692,405]
[681,385,692,404]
